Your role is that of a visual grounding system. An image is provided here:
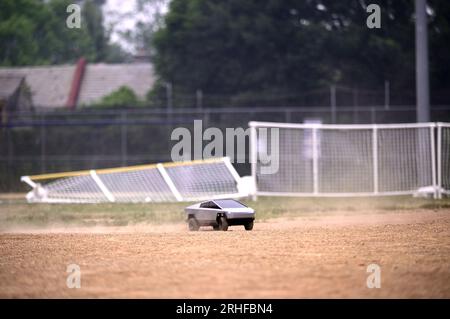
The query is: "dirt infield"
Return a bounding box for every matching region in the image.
[0,209,449,298]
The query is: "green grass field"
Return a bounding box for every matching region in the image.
[0,194,449,231]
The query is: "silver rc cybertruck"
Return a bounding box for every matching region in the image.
[185,199,255,231]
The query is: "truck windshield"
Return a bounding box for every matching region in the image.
[214,199,247,209]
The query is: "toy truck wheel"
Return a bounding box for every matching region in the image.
[188,217,200,231]
[244,220,254,231]
[218,216,228,231]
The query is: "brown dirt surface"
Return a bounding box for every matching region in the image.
[1,209,449,298]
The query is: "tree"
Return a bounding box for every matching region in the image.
[113,0,167,56]
[45,0,97,63]
[83,0,108,62]
[0,0,128,66]
[0,0,51,65]
[428,0,450,103]
[150,0,450,106]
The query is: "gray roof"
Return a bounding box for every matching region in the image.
[0,63,155,109]
[0,75,25,100]
[77,63,155,106]
[0,65,75,109]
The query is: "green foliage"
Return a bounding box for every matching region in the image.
[0,0,128,66]
[82,0,108,62]
[95,86,140,108]
[150,0,450,103]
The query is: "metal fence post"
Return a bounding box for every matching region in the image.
[436,123,442,199]
[371,107,376,124]
[285,110,291,123]
[372,125,379,194]
[166,82,173,110]
[250,123,258,201]
[384,80,390,110]
[312,127,319,195]
[196,89,203,109]
[7,127,13,187]
[352,89,358,123]
[203,109,210,128]
[330,85,336,124]
[121,111,128,166]
[40,114,46,173]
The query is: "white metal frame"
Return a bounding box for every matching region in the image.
[250,125,258,201]
[249,121,435,130]
[249,121,447,199]
[372,126,379,194]
[156,163,183,202]
[90,170,116,202]
[22,157,243,203]
[437,123,450,198]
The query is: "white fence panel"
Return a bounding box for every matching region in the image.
[438,123,450,197]
[250,122,440,198]
[21,157,243,203]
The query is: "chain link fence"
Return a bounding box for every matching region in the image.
[1,105,450,192]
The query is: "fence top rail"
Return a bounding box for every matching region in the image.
[437,122,450,128]
[249,121,442,130]
[21,157,228,181]
[7,104,450,117]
